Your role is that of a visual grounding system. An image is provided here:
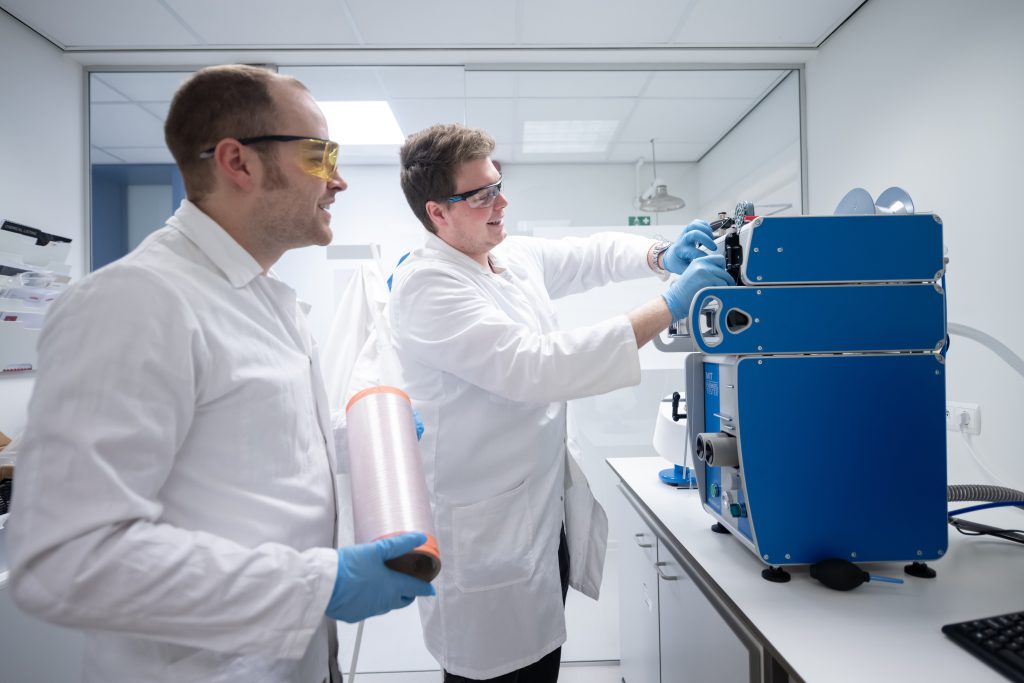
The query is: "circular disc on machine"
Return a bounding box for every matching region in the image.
[875,186,915,214]
[834,187,876,215]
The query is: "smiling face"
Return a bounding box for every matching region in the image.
[427,157,508,267]
[252,81,347,256]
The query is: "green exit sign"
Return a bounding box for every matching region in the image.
[628,215,651,226]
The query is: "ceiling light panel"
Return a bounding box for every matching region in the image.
[319,101,405,145]
[165,0,358,45]
[336,144,402,166]
[0,0,201,48]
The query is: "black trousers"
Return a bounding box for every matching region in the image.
[443,526,570,683]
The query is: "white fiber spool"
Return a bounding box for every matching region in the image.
[653,396,688,465]
[654,392,697,488]
[346,386,440,581]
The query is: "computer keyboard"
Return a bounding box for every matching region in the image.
[943,610,1024,681]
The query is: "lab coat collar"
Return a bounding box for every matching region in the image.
[168,200,264,289]
[422,232,506,275]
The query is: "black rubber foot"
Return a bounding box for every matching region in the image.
[904,561,937,579]
[762,566,791,583]
[711,522,730,534]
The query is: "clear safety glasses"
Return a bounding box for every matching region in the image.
[446,177,503,209]
[199,135,340,181]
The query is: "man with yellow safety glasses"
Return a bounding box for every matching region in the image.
[8,64,433,683]
[198,134,340,182]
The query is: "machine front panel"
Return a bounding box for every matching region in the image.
[690,283,946,356]
[735,354,948,564]
[741,214,944,284]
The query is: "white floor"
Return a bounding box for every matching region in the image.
[348,660,621,682]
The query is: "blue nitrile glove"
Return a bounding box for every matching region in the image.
[326,532,436,623]
[661,254,733,320]
[662,220,717,274]
[412,409,424,441]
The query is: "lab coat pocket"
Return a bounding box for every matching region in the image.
[451,479,535,593]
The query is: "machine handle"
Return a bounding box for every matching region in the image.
[652,327,696,353]
[655,561,679,581]
[633,533,653,548]
[671,391,686,422]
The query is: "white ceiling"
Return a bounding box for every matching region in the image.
[1,0,866,165]
[0,0,865,50]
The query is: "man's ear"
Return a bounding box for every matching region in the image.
[213,139,258,192]
[425,200,449,233]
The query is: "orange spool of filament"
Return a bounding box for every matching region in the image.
[345,386,440,582]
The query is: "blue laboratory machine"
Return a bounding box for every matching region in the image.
[679,206,949,579]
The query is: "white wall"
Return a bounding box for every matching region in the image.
[806,0,1024,492]
[0,11,87,681]
[0,12,85,438]
[698,71,802,219]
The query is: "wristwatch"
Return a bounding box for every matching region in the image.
[649,240,672,274]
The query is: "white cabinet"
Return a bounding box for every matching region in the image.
[657,545,752,682]
[619,485,661,683]
[618,484,759,683]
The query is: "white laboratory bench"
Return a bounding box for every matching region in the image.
[609,456,1024,683]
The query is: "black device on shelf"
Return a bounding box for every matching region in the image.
[1,219,72,247]
[942,610,1024,681]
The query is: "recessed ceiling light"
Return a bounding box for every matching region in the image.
[522,120,619,154]
[318,101,404,145]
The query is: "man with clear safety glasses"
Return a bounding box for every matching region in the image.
[391,123,733,682]
[8,64,433,683]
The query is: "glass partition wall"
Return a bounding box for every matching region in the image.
[87,62,804,671]
[90,65,802,269]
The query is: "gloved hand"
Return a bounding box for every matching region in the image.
[326,532,436,624]
[412,409,424,441]
[661,254,733,320]
[662,220,717,274]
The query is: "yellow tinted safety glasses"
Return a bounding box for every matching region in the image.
[199,135,340,181]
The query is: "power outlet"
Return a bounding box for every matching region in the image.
[946,402,981,435]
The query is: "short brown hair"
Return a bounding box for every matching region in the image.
[399,123,495,233]
[164,64,306,201]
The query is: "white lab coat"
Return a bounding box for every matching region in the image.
[389,231,658,679]
[8,201,340,683]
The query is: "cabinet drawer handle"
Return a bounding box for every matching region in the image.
[633,533,653,548]
[655,561,679,581]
